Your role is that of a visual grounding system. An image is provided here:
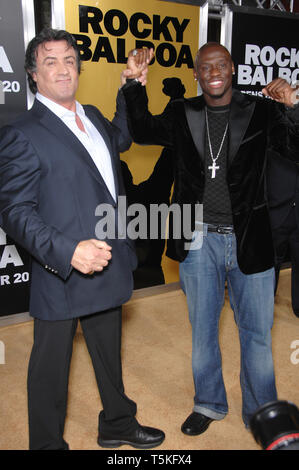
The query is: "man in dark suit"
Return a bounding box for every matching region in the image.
[0,28,164,450]
[267,151,299,318]
[121,43,299,437]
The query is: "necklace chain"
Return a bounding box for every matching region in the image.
[205,107,229,178]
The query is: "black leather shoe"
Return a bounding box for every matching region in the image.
[98,425,165,449]
[181,412,214,436]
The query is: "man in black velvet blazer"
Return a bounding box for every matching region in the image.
[121,43,299,438]
[0,28,164,450]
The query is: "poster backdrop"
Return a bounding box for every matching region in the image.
[0,0,35,316]
[57,0,205,284]
[0,0,29,127]
[222,6,299,96]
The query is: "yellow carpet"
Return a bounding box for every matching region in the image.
[0,269,298,450]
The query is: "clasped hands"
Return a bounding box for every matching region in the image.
[121,48,155,87]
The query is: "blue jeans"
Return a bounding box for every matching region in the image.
[179,227,277,426]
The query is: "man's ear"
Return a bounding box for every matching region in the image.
[193,69,198,81]
[232,62,235,75]
[31,71,37,82]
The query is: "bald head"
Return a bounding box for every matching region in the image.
[194,42,232,71]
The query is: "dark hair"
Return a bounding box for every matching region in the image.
[25,28,81,94]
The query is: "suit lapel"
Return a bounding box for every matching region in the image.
[184,96,206,164]
[228,90,256,166]
[84,105,120,199]
[184,91,256,169]
[32,100,118,205]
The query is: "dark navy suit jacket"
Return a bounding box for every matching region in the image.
[0,91,137,321]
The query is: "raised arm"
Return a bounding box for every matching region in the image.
[121,48,154,86]
[262,78,299,108]
[263,78,299,161]
[121,48,174,148]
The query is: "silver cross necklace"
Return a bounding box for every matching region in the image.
[205,107,229,179]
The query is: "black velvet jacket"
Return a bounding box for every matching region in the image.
[122,83,299,274]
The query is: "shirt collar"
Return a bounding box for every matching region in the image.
[36,92,85,120]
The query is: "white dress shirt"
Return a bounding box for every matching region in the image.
[36,92,116,201]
